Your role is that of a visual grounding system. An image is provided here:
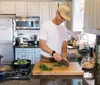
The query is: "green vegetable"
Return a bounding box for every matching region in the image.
[14,59,29,65]
[52,62,64,67]
[39,64,52,71]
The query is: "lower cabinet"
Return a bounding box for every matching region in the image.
[15,48,40,64]
[34,48,41,62]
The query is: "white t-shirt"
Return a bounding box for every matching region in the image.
[39,20,67,57]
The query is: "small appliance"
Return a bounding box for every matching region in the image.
[16,17,40,30]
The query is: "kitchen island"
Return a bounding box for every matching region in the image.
[32,61,88,85]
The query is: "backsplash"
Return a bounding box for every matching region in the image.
[17,30,39,41]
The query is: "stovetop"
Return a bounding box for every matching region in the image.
[0,65,34,80]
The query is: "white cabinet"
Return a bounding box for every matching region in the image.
[15,2,27,16]
[72,0,83,31]
[1,2,15,14]
[25,53,34,64]
[49,2,71,29]
[59,2,70,29]
[15,48,35,64]
[59,1,68,5]
[49,2,68,20]
[15,48,40,64]
[49,2,58,20]
[28,2,40,16]
[15,53,25,59]
[84,0,100,35]
[0,2,1,14]
[40,2,49,27]
[34,48,40,62]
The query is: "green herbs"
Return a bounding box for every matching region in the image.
[52,62,65,67]
[52,63,63,67]
[39,64,52,71]
[14,59,29,65]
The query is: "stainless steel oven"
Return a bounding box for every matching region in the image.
[16,17,40,30]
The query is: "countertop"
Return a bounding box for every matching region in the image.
[14,45,39,48]
[32,62,84,77]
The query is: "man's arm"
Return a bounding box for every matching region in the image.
[39,39,61,61]
[39,39,52,55]
[61,41,68,60]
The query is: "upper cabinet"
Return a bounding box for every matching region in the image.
[0,1,72,30]
[0,2,1,14]
[49,2,72,30]
[40,2,49,26]
[59,1,68,5]
[28,2,40,16]
[15,2,27,16]
[84,0,100,35]
[49,2,69,20]
[49,2,58,20]
[1,2,15,14]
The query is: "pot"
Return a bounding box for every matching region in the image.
[78,49,89,56]
[12,59,31,69]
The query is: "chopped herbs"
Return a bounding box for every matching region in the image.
[39,64,52,71]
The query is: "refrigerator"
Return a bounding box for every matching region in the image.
[0,17,15,64]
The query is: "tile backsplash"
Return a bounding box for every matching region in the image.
[17,30,39,41]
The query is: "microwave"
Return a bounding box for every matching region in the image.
[16,17,40,30]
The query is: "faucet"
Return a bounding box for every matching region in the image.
[78,33,89,49]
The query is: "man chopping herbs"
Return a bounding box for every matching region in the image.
[39,4,70,64]
[39,5,70,85]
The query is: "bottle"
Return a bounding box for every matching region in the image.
[34,35,38,45]
[89,47,94,57]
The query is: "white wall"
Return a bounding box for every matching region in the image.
[72,0,83,31]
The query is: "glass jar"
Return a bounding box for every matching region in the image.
[81,57,95,69]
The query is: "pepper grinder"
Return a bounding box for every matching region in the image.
[0,55,3,66]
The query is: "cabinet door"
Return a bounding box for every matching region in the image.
[49,2,58,20]
[16,2,27,16]
[40,2,49,27]
[1,2,15,14]
[15,53,25,60]
[59,2,72,30]
[26,53,34,64]
[28,2,40,16]
[0,2,1,14]
[34,48,40,63]
[59,2,68,5]
[84,0,100,34]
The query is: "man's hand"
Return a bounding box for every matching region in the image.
[53,53,62,62]
[62,57,69,63]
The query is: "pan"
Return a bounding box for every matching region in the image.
[12,59,31,69]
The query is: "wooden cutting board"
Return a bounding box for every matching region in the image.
[32,62,84,76]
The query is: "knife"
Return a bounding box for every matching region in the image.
[58,60,69,66]
[49,58,69,66]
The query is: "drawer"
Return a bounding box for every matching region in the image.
[15,48,34,52]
